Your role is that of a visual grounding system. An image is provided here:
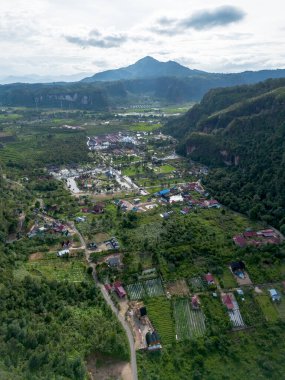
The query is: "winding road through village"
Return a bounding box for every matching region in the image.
[71,223,138,380]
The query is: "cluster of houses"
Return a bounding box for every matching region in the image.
[155,182,221,209]
[87,133,137,151]
[233,229,280,248]
[28,221,69,238]
[81,203,105,214]
[105,281,127,298]
[106,237,120,250]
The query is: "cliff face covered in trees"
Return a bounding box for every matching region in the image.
[1,61,285,109]
[165,78,285,230]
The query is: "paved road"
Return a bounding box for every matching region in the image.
[72,223,138,380]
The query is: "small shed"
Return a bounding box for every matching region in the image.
[104,284,112,293]
[140,307,147,317]
[107,256,121,268]
[222,294,234,310]
[115,285,126,298]
[204,273,215,285]
[269,289,281,302]
[57,249,69,257]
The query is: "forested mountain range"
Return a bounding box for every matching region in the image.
[164,78,285,230]
[1,57,285,109]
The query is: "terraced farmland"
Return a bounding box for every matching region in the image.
[146,297,175,345]
[173,298,206,341]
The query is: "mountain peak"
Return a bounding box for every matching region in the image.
[134,56,158,64]
[81,56,204,83]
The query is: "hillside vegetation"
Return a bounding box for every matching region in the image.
[164,78,285,229]
[1,57,285,109]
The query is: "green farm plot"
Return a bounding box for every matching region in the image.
[126,278,164,299]
[24,258,89,282]
[146,297,175,345]
[255,294,279,322]
[173,298,206,341]
[126,283,146,300]
[221,269,237,288]
[189,277,206,292]
[144,278,165,297]
[154,164,176,174]
[129,123,161,132]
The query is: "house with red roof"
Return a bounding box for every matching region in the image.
[204,273,215,285]
[222,294,234,310]
[115,285,127,298]
[233,235,247,248]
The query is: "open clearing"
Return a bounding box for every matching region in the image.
[173,298,206,340]
[255,294,279,322]
[165,279,189,296]
[86,353,132,380]
[22,258,89,282]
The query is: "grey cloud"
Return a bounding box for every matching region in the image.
[180,6,246,30]
[152,5,246,35]
[65,30,127,48]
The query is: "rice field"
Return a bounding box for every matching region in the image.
[126,277,164,300]
[173,298,206,341]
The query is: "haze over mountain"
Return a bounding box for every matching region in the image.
[0,73,93,85]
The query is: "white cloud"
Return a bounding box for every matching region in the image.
[0,0,284,79]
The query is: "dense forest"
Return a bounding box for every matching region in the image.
[165,78,285,230]
[0,176,129,379]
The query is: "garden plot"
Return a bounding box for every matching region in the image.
[227,296,246,328]
[173,298,206,341]
[146,297,175,344]
[126,283,146,300]
[144,278,165,297]
[189,277,206,292]
[126,278,164,300]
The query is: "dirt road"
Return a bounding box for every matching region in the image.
[71,223,138,380]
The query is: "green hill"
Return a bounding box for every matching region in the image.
[164,78,285,229]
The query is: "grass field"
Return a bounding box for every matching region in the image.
[255,294,279,322]
[20,257,89,282]
[221,269,237,288]
[129,123,161,132]
[173,298,206,340]
[154,164,176,174]
[146,297,175,345]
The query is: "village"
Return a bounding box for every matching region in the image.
[27,166,285,355]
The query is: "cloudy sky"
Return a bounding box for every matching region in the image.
[0,0,284,80]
